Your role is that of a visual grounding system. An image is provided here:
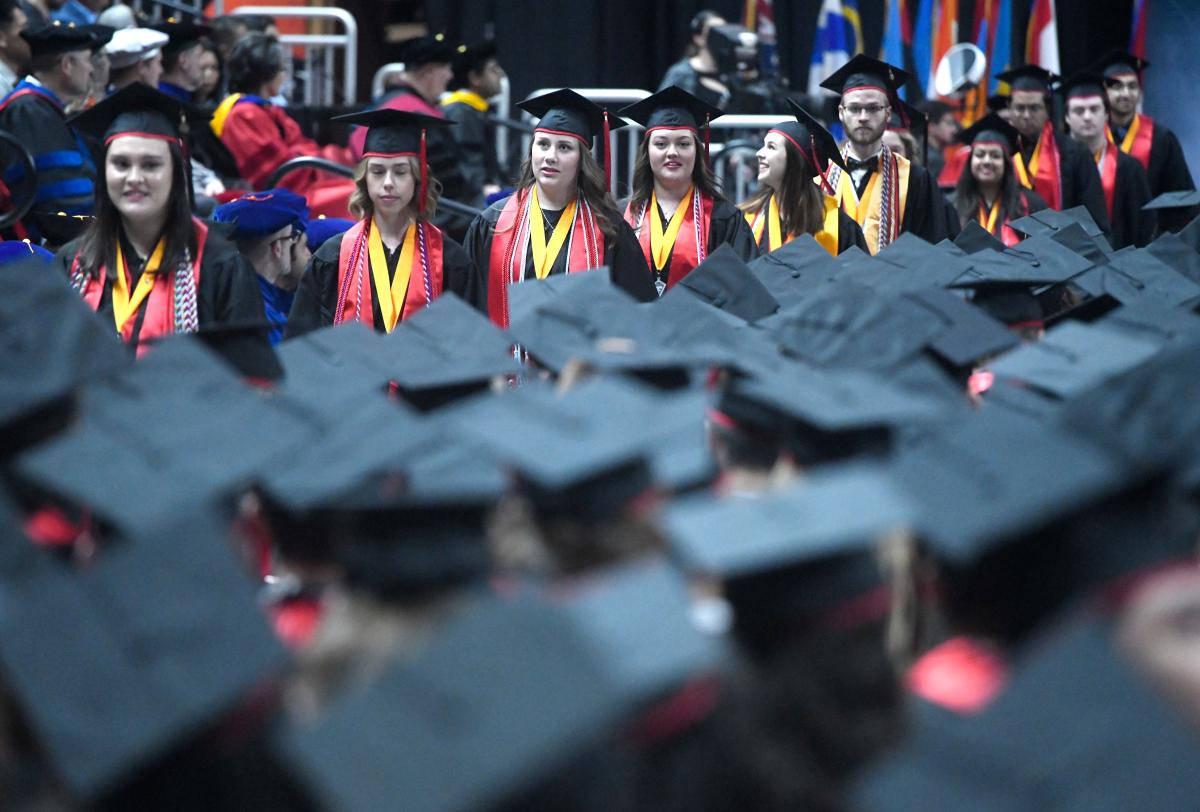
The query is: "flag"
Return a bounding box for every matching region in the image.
[807,0,864,96]
[912,0,934,100]
[989,0,1014,91]
[881,0,914,99]
[927,0,960,98]
[1129,0,1148,59]
[745,0,779,77]
[1025,0,1060,74]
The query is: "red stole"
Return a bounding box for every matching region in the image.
[1119,113,1155,172]
[623,190,713,290]
[1014,120,1063,210]
[1096,141,1119,223]
[333,217,444,330]
[938,144,971,188]
[487,188,606,327]
[75,218,208,356]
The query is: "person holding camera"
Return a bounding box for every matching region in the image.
[658,10,730,110]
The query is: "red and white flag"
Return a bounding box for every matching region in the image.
[1025,0,1060,74]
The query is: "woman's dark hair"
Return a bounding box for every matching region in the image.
[227,32,283,94]
[76,139,195,279]
[738,136,824,238]
[953,143,1023,232]
[193,38,224,103]
[627,132,723,214]
[516,140,623,242]
[685,10,722,57]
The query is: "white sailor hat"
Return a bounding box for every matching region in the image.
[104,27,169,69]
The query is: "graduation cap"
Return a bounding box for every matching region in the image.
[819,53,910,98]
[212,187,309,243]
[617,85,724,161]
[395,32,457,66]
[1073,247,1200,307]
[82,22,114,51]
[907,288,1020,371]
[1143,189,1200,212]
[986,93,1010,112]
[189,320,285,382]
[149,16,211,56]
[1060,71,1109,104]
[282,559,724,812]
[957,112,1021,154]
[506,264,615,328]
[305,215,354,252]
[1007,206,1107,241]
[331,108,453,216]
[104,26,170,69]
[953,220,1008,254]
[21,20,97,56]
[517,88,630,186]
[451,39,497,86]
[673,243,779,322]
[994,65,1058,93]
[68,81,205,147]
[1095,48,1150,81]
[772,98,848,185]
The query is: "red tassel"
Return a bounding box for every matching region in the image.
[704,114,711,167]
[812,136,835,196]
[419,128,428,215]
[602,109,611,189]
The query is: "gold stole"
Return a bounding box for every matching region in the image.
[834,154,912,255]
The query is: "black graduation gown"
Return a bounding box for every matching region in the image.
[1113,119,1195,232]
[462,197,658,305]
[442,99,506,200]
[1017,132,1113,237]
[0,89,95,247]
[900,161,957,244]
[285,228,482,337]
[1107,149,1155,250]
[53,228,267,350]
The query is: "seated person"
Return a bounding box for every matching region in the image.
[213,32,354,218]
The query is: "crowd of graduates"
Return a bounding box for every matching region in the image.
[3,5,1200,811]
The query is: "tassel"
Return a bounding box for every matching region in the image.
[602,109,611,189]
[812,136,835,196]
[419,128,428,215]
[703,114,711,167]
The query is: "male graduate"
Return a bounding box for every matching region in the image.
[213,188,311,344]
[820,54,954,254]
[0,20,95,245]
[442,40,507,206]
[996,65,1111,236]
[1062,73,1153,249]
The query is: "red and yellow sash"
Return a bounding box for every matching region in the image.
[1013,120,1062,210]
[624,187,713,290]
[334,217,444,332]
[830,151,910,255]
[976,198,1024,247]
[745,193,842,256]
[1094,141,1119,224]
[1110,113,1154,172]
[487,188,605,327]
[75,218,208,354]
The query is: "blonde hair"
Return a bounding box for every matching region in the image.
[348,155,441,221]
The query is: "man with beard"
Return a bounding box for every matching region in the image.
[0,0,29,97]
[996,65,1111,236]
[820,55,955,254]
[1062,72,1153,249]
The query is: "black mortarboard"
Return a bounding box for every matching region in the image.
[68,81,202,145]
[952,233,1095,287]
[0,256,128,455]
[1146,231,1200,282]
[506,282,641,374]
[283,559,723,812]
[506,264,615,328]
[1143,189,1200,212]
[774,98,848,175]
[889,98,927,134]
[190,320,285,382]
[819,53,909,96]
[988,320,1161,399]
[870,233,976,291]
[83,22,114,51]
[953,220,1008,254]
[1008,206,1107,241]
[986,93,1010,112]
[1096,48,1150,80]
[1073,247,1200,307]
[150,16,211,55]
[20,20,95,56]
[908,288,1020,370]
[957,112,1021,153]
[276,322,395,402]
[450,39,497,85]
[395,32,457,66]
[0,504,286,800]
[331,108,453,215]
[747,235,841,306]
[1060,71,1108,102]
[618,85,724,134]
[673,243,779,322]
[995,65,1057,93]
[518,88,629,185]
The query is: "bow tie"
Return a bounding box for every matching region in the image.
[846,156,878,172]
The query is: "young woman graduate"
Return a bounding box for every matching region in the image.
[286,109,483,337]
[55,83,265,356]
[462,89,657,327]
[616,86,758,297]
[739,100,867,256]
[952,113,1047,247]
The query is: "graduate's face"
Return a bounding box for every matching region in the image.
[647,129,696,189]
[136,52,163,87]
[1009,90,1049,139]
[755,132,787,190]
[970,143,1008,186]
[839,88,890,147]
[531,133,581,195]
[1065,95,1107,142]
[366,157,416,217]
[106,136,173,222]
[1105,75,1141,118]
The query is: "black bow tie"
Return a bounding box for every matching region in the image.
[846,156,877,172]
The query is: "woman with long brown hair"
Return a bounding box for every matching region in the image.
[617,87,758,296]
[462,89,656,327]
[286,109,482,336]
[55,84,264,356]
[739,102,867,256]
[952,113,1046,247]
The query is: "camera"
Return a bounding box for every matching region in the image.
[706,24,759,76]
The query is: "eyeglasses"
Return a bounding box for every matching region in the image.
[842,104,889,117]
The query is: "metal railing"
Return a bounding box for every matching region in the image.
[132,0,206,20]
[371,62,406,102]
[705,114,794,203]
[230,6,357,107]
